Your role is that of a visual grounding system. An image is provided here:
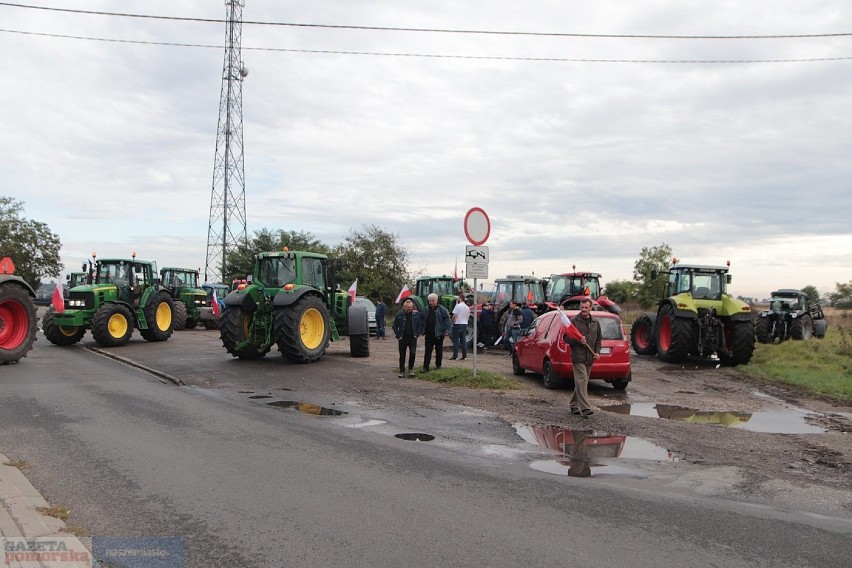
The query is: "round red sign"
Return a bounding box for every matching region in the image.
[463,207,490,246]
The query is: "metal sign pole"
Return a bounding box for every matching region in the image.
[472,277,478,377]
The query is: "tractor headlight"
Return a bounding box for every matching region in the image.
[67,299,86,308]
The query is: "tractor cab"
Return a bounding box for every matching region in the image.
[412,276,460,311]
[665,264,730,302]
[544,269,621,313]
[491,275,546,317]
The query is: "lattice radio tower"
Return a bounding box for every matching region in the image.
[205,0,248,284]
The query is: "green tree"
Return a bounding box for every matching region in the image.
[801,284,820,304]
[827,280,852,309]
[603,279,639,305]
[0,196,63,290]
[223,229,330,283]
[632,243,673,308]
[331,225,410,304]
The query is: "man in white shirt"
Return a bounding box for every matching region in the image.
[451,295,471,360]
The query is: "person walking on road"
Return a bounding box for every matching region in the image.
[420,293,452,372]
[393,299,421,377]
[563,298,601,417]
[503,302,523,352]
[375,298,386,339]
[450,295,471,360]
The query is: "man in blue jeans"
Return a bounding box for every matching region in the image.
[450,295,470,360]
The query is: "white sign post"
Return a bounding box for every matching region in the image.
[463,208,490,377]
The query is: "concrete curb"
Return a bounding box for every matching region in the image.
[0,453,90,567]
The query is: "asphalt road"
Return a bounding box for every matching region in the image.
[1,332,850,567]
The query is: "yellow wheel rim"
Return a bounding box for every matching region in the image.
[108,313,128,338]
[59,325,80,337]
[155,302,172,331]
[300,307,325,350]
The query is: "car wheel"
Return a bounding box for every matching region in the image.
[541,360,563,389]
[512,352,525,376]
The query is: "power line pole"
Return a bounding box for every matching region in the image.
[205,0,248,284]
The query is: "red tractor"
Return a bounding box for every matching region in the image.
[544,268,621,313]
[0,257,38,364]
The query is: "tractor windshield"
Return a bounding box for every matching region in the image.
[258,257,297,288]
[162,269,198,288]
[96,261,131,286]
[547,275,600,301]
[690,273,723,300]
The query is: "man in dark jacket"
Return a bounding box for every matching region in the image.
[563,298,601,417]
[420,293,452,372]
[392,299,421,378]
[520,303,535,330]
[374,298,386,339]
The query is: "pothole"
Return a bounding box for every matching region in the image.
[266,400,347,416]
[248,395,273,399]
[601,402,826,434]
[395,433,435,442]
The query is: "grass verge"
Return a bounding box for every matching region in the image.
[416,367,521,390]
[740,322,852,402]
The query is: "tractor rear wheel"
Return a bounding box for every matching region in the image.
[791,314,813,340]
[630,313,657,355]
[656,303,692,363]
[755,317,772,344]
[220,306,268,359]
[91,304,134,347]
[720,320,755,366]
[140,292,175,342]
[274,295,331,363]
[0,283,38,364]
[42,308,86,346]
[172,300,187,331]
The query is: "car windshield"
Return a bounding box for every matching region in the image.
[355,297,376,311]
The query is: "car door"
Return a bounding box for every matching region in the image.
[526,312,556,373]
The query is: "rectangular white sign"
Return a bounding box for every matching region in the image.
[465,245,489,264]
[465,263,488,279]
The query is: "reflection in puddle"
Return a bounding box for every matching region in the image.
[266,400,348,416]
[602,403,825,434]
[514,424,677,478]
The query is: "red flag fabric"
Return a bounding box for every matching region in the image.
[51,282,65,313]
[211,288,221,318]
[395,283,412,304]
[348,279,358,305]
[559,309,586,342]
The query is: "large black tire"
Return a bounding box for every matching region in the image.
[220,306,269,359]
[274,295,330,363]
[41,307,85,347]
[0,282,38,364]
[140,292,174,342]
[813,319,827,338]
[541,359,563,389]
[185,317,198,329]
[512,352,525,376]
[172,301,187,331]
[204,319,219,330]
[350,333,369,358]
[91,304,134,347]
[720,320,755,367]
[790,314,813,340]
[656,303,692,363]
[755,316,772,344]
[630,313,657,355]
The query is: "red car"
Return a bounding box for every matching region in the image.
[512,310,632,390]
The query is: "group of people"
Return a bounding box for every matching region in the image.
[371,292,602,418]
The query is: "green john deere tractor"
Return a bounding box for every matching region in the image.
[42,255,176,348]
[409,276,464,312]
[630,261,755,366]
[0,257,38,364]
[219,250,370,362]
[160,267,208,329]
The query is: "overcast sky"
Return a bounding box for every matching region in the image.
[2,1,850,299]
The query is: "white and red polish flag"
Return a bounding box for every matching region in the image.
[395,283,412,304]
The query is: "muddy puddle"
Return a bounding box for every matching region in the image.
[601,402,826,434]
[514,424,678,478]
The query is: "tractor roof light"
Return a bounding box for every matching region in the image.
[284,283,295,290]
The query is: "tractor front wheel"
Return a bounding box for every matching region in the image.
[274,295,331,363]
[630,313,656,355]
[0,283,38,364]
[41,308,86,347]
[656,303,692,363]
[791,314,813,340]
[220,307,268,359]
[91,304,134,347]
[755,317,772,344]
[140,292,175,342]
[172,301,187,331]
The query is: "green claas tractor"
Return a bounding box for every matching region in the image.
[42,254,176,348]
[0,257,38,364]
[756,289,827,343]
[160,267,208,329]
[219,249,370,362]
[630,261,755,366]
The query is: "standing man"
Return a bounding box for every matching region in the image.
[374,298,386,340]
[450,295,471,360]
[392,299,420,378]
[520,303,535,330]
[421,293,451,372]
[563,298,601,417]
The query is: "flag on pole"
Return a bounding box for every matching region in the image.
[51,281,65,313]
[494,333,504,346]
[558,308,586,342]
[395,283,412,304]
[348,279,358,305]
[453,258,458,282]
[211,288,221,318]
